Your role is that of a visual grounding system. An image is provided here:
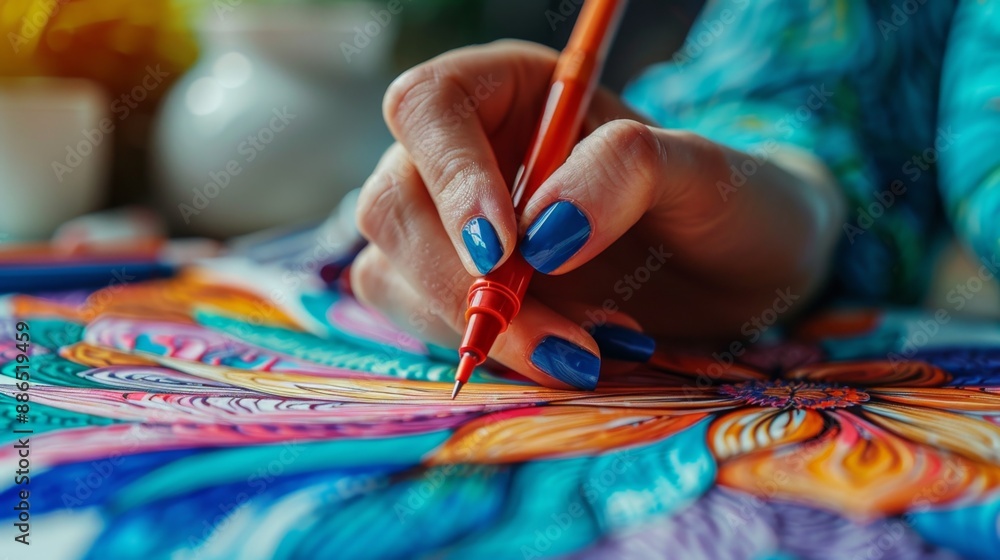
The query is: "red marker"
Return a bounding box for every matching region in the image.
[451,0,627,399]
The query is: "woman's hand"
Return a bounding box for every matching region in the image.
[351,40,845,389]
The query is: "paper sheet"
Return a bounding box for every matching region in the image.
[0,263,998,559]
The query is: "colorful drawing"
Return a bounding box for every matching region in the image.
[0,264,998,559]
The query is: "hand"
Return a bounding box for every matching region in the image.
[351,40,845,390]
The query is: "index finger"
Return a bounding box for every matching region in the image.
[382,40,558,276]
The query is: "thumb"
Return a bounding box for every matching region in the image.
[517,119,726,274]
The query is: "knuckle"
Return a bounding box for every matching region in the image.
[431,147,480,209]
[487,38,529,50]
[383,65,441,132]
[487,38,553,58]
[599,119,664,172]
[590,119,663,203]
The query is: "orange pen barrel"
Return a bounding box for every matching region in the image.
[455,0,627,389]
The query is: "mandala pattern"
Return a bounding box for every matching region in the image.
[0,266,998,559]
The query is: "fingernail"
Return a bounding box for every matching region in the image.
[530,336,600,390]
[462,217,504,274]
[520,201,591,273]
[589,324,656,362]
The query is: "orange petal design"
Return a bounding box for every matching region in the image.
[869,387,1000,413]
[859,402,1000,464]
[60,342,158,368]
[708,406,827,460]
[648,352,768,382]
[428,406,706,464]
[10,295,86,321]
[69,271,300,328]
[787,360,950,387]
[717,410,1000,518]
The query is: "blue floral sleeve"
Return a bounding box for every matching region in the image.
[623,0,960,303]
[938,0,1000,270]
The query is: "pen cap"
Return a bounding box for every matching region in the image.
[459,278,522,362]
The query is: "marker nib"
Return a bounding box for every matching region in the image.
[450,379,465,400]
[451,352,477,400]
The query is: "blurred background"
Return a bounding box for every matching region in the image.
[0,0,702,240]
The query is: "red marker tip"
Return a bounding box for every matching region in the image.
[451,352,478,399]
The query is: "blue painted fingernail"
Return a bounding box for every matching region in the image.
[520,201,591,273]
[589,324,656,362]
[462,217,504,274]
[530,336,600,390]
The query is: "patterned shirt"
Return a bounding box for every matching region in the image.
[624,0,1000,303]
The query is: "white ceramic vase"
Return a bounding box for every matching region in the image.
[153,3,397,237]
